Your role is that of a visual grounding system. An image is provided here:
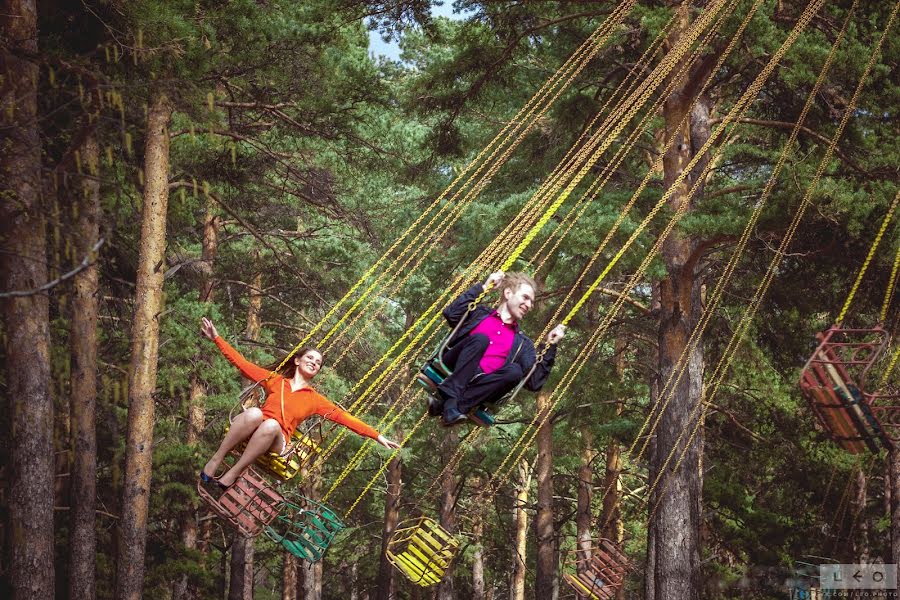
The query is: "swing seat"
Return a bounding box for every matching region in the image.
[799,326,893,453]
[562,539,630,600]
[386,516,460,587]
[415,358,500,427]
[197,466,284,538]
[227,422,323,482]
[265,497,344,562]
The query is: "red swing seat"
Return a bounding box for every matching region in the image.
[798,326,894,453]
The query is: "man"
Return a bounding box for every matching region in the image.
[429,271,566,426]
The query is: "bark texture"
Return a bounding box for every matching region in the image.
[576,427,595,574]
[115,91,173,600]
[471,517,485,600]
[68,131,101,600]
[228,538,254,600]
[534,392,557,599]
[0,2,54,598]
[437,430,459,600]
[282,554,297,600]
[891,449,900,565]
[174,191,218,600]
[375,456,402,600]
[509,460,531,600]
[648,9,709,598]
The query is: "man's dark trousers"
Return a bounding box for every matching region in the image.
[438,333,524,415]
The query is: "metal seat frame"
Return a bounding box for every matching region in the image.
[799,325,895,453]
[562,538,630,600]
[386,516,460,587]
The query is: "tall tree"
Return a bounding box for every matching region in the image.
[437,429,460,600]
[116,89,173,600]
[509,459,531,600]
[375,455,402,600]
[68,130,101,600]
[647,5,711,598]
[534,391,557,599]
[0,1,54,598]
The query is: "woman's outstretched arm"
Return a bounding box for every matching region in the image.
[201,317,272,384]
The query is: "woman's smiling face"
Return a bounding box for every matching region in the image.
[294,349,323,379]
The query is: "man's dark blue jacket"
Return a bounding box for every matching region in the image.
[441,283,557,392]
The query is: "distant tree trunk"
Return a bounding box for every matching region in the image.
[300,474,323,600]
[472,516,485,600]
[174,183,219,600]
[437,430,459,600]
[534,392,557,599]
[228,268,265,600]
[890,449,900,565]
[852,465,869,561]
[282,555,297,600]
[599,337,626,547]
[0,2,53,599]
[116,90,173,600]
[68,130,101,600]
[648,8,709,599]
[375,455,402,600]
[576,426,595,575]
[510,460,531,600]
[228,538,254,600]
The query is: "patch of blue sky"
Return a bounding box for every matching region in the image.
[367,1,475,62]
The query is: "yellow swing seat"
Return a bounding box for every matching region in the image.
[386,516,460,587]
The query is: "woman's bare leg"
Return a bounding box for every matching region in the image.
[202,407,264,478]
[218,419,283,486]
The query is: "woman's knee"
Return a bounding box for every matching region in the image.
[243,407,264,423]
[259,418,281,435]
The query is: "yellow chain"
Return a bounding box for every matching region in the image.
[489,0,824,494]
[647,0,894,518]
[633,0,851,461]
[880,192,900,323]
[837,190,900,325]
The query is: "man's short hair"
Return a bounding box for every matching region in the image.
[499,272,538,297]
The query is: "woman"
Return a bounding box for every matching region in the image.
[199,317,400,488]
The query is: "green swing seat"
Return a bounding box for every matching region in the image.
[265,496,344,562]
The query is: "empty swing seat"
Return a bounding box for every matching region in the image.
[799,326,893,453]
[197,466,284,538]
[386,516,460,587]
[563,539,630,600]
[265,496,344,562]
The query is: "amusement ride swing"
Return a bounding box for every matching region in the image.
[798,194,900,455]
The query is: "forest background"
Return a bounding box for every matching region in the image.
[1,0,898,599]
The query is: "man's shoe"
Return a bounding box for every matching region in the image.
[427,394,444,417]
[442,409,468,427]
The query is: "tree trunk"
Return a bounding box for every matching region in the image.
[534,392,557,599]
[281,554,298,600]
[226,267,264,600]
[472,516,485,600]
[68,130,101,600]
[174,182,219,600]
[509,460,531,600]
[576,427,595,575]
[375,455,402,600]
[299,474,323,600]
[648,9,709,599]
[437,430,459,600]
[852,465,869,561]
[890,448,900,566]
[116,90,173,600]
[599,336,626,546]
[0,2,54,598]
[228,537,254,600]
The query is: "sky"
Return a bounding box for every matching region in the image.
[367,1,471,62]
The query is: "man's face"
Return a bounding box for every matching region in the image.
[504,283,535,321]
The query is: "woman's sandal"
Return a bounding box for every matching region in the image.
[199,471,229,496]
